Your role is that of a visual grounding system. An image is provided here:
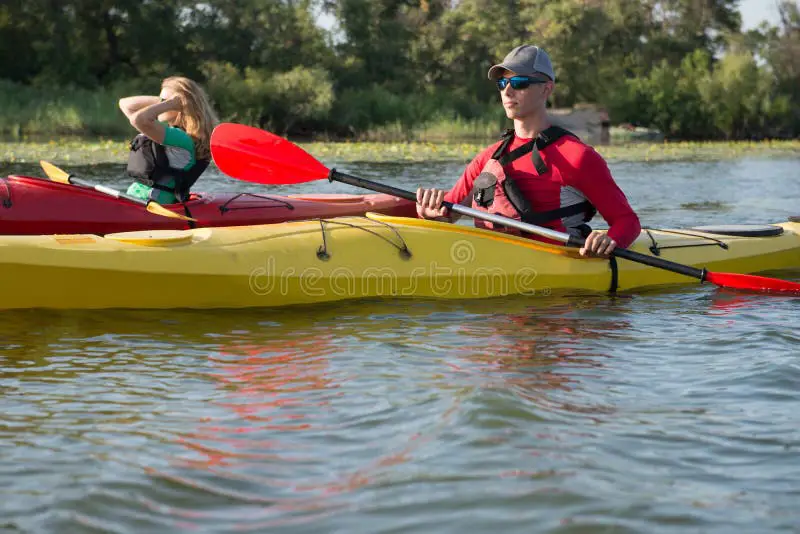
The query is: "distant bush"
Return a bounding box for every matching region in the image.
[0,78,169,138]
[202,62,334,135]
[606,50,799,140]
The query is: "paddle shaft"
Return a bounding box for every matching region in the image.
[328,169,707,282]
[67,175,150,207]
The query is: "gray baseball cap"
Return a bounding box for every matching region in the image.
[487,45,555,82]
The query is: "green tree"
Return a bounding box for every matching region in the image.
[644,0,742,62]
[1,0,798,140]
[0,1,40,83]
[704,50,773,139]
[3,0,194,86]
[322,0,435,91]
[411,0,524,104]
[768,0,800,134]
[186,0,331,73]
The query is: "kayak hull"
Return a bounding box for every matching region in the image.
[0,175,417,235]
[0,214,798,310]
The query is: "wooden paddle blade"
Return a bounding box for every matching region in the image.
[706,271,800,295]
[145,202,196,222]
[40,160,72,184]
[210,123,329,185]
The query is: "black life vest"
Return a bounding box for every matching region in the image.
[126,134,210,203]
[470,126,597,237]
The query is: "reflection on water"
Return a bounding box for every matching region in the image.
[2,290,799,532]
[3,297,641,531]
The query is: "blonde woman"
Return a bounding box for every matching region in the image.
[119,76,219,204]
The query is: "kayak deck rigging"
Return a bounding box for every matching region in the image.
[315,216,412,261]
[0,213,796,309]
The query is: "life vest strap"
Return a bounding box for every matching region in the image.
[495,126,577,173]
[608,256,619,293]
[519,200,595,225]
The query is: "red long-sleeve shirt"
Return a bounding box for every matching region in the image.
[443,133,641,248]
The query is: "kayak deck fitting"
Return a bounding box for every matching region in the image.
[0,213,798,310]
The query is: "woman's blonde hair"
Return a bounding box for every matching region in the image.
[161,76,219,160]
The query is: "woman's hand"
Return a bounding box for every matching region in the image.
[580,231,617,258]
[161,96,183,112]
[416,188,449,220]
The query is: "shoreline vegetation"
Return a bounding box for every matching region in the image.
[2,1,799,146]
[2,136,799,167]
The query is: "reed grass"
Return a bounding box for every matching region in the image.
[0,80,132,138]
[2,138,797,167]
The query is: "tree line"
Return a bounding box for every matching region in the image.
[1,0,798,140]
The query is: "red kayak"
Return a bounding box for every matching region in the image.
[0,175,418,235]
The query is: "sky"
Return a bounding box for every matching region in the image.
[739,0,783,30]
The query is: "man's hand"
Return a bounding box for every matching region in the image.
[416,188,449,220]
[580,231,617,258]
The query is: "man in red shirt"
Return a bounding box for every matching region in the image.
[416,45,641,258]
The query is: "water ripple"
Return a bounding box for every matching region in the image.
[3,158,800,533]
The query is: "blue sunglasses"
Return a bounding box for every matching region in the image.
[496,76,549,91]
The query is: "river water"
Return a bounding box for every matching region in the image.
[2,154,799,533]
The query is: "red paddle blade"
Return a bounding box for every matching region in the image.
[210,123,329,185]
[706,271,800,295]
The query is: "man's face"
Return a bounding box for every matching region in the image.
[496,69,553,121]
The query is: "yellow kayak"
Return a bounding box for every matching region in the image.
[1,213,798,310]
